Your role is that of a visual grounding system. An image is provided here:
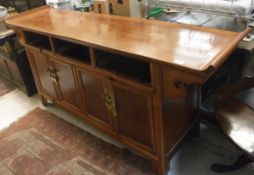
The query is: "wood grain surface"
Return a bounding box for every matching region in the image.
[5,6,249,72]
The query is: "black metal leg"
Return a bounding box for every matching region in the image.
[191,121,200,137]
[211,155,253,173]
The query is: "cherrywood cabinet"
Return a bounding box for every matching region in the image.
[24,33,159,166]
[6,7,248,175]
[24,38,175,174]
[26,42,155,151]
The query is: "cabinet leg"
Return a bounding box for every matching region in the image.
[151,158,170,175]
[151,160,158,172]
[40,96,47,106]
[211,155,253,173]
[191,121,200,138]
[40,95,51,106]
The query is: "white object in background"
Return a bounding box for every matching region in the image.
[109,0,142,18]
[71,0,82,8]
[70,0,94,8]
[147,0,254,16]
[0,30,15,39]
[243,34,254,42]
[0,6,7,20]
[47,0,73,10]
[94,0,110,14]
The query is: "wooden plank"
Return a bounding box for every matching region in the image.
[5,7,249,72]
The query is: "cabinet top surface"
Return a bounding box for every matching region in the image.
[5,7,249,72]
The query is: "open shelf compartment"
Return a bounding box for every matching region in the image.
[54,38,91,64]
[24,31,51,51]
[94,49,151,83]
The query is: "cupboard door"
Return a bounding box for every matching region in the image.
[27,49,56,97]
[79,70,112,128]
[51,58,80,111]
[110,82,154,150]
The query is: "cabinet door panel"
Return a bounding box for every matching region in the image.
[52,59,80,110]
[111,82,154,149]
[28,49,56,97]
[79,70,111,127]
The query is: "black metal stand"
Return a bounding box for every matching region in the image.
[211,155,253,173]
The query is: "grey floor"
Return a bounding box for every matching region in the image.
[0,89,253,175]
[169,124,254,175]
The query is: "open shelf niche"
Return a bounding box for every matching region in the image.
[53,38,91,64]
[94,49,151,83]
[24,31,51,51]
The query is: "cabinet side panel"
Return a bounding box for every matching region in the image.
[162,67,200,157]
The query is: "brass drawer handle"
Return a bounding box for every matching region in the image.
[47,68,52,73]
[49,73,58,83]
[175,81,190,89]
[47,66,56,73]
[102,88,117,117]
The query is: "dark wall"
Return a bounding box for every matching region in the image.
[0,0,46,12]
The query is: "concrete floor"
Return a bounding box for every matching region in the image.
[0,89,253,175]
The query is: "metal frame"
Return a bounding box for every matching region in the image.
[147,0,254,18]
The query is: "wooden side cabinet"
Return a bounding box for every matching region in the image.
[5,7,248,175]
[19,30,202,175]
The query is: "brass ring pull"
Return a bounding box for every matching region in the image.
[47,66,55,73]
[175,81,189,89]
[49,73,58,83]
[102,88,117,117]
